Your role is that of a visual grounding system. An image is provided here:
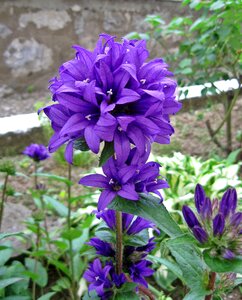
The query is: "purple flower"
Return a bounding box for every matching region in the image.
[80,151,168,210]
[83,258,112,297]
[129,260,154,287]
[87,238,115,257]
[96,209,157,236]
[23,144,50,162]
[222,249,235,260]
[41,34,181,164]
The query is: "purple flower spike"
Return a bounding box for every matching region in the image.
[192,226,208,244]
[182,206,200,229]
[87,238,115,257]
[223,249,235,260]
[213,213,225,236]
[23,144,50,162]
[83,258,112,297]
[219,188,237,218]
[194,184,206,213]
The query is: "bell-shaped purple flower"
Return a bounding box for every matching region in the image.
[80,151,168,210]
[182,205,200,229]
[213,213,225,236]
[87,238,115,257]
[192,226,208,244]
[129,260,154,288]
[23,144,50,162]
[83,259,112,297]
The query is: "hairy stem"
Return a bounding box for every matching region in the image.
[67,164,77,300]
[205,272,216,300]
[34,162,38,189]
[32,222,41,300]
[0,173,9,232]
[115,210,123,275]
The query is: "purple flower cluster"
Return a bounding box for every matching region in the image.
[182,184,242,259]
[23,144,50,162]
[41,33,181,164]
[80,147,168,210]
[84,210,156,297]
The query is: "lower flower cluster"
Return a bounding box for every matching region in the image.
[182,184,242,259]
[84,209,157,299]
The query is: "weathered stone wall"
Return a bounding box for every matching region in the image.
[0,0,184,94]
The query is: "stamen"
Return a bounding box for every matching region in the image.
[85,114,92,120]
[118,126,122,131]
[107,89,113,96]
[140,79,146,84]
[95,276,99,281]
[109,178,114,184]
[83,78,90,83]
[136,169,140,174]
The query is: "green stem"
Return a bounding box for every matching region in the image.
[148,284,161,297]
[32,222,41,300]
[0,173,9,232]
[115,211,123,275]
[34,162,38,189]
[67,164,77,300]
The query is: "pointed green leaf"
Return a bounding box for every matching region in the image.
[0,278,24,289]
[108,194,182,238]
[99,142,114,167]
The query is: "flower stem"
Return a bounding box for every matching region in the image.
[0,173,9,232]
[67,164,77,300]
[115,210,123,275]
[34,162,38,189]
[205,272,216,300]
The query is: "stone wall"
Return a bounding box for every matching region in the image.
[0,0,184,95]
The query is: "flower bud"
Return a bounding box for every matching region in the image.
[213,213,225,236]
[230,212,242,228]
[200,197,212,220]
[222,249,235,260]
[182,206,200,229]
[219,188,237,218]
[192,226,208,244]
[194,184,206,213]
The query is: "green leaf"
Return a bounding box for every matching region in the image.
[179,58,192,68]
[25,258,48,287]
[61,228,83,241]
[43,195,68,217]
[114,291,139,300]
[148,255,183,280]
[37,292,56,300]
[0,245,13,266]
[35,173,72,186]
[118,282,137,292]
[226,149,241,166]
[0,277,24,289]
[0,232,24,240]
[83,290,100,300]
[210,1,225,10]
[1,297,30,300]
[109,194,182,238]
[99,142,114,167]
[203,250,242,273]
[166,235,208,296]
[124,229,149,247]
[183,291,206,300]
